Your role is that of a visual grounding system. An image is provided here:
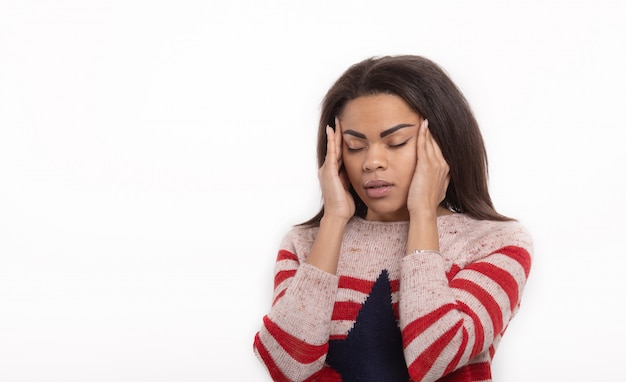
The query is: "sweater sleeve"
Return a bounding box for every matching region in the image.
[399,222,533,382]
[253,228,339,382]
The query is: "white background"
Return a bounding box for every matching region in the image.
[1,0,625,381]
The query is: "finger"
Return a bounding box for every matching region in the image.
[425,125,446,163]
[423,121,438,160]
[335,117,343,163]
[325,125,337,168]
[424,122,449,171]
[419,120,438,168]
[416,119,428,161]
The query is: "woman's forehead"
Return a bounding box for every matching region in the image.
[340,94,421,136]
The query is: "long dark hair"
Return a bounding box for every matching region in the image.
[300,55,512,226]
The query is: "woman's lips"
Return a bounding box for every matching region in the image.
[364,179,393,198]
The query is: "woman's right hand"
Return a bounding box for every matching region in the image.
[318,118,355,221]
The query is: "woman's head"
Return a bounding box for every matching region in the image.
[303,55,511,225]
[339,93,422,222]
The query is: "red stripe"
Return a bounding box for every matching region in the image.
[274,269,296,290]
[331,300,398,321]
[272,289,287,306]
[492,246,531,277]
[457,300,484,358]
[276,249,298,262]
[329,334,347,341]
[390,279,400,293]
[262,315,328,364]
[443,326,468,375]
[337,276,400,293]
[338,276,373,294]
[466,262,519,313]
[466,361,492,380]
[438,361,491,382]
[451,278,504,336]
[331,301,362,321]
[402,303,456,348]
[407,320,463,381]
[446,264,461,281]
[253,333,290,382]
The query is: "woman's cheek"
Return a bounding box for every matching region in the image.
[398,149,418,172]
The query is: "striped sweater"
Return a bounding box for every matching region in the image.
[254,214,533,382]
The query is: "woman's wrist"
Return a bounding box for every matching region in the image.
[306,215,349,274]
[408,203,439,220]
[406,211,440,253]
[320,214,351,228]
[406,249,442,257]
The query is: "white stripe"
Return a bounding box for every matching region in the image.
[482,253,528,297]
[420,320,467,381]
[462,269,513,325]
[257,329,325,381]
[330,319,356,338]
[403,310,459,372]
[453,288,495,353]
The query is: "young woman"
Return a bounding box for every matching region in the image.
[253,55,533,382]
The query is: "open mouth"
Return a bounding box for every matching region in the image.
[364,179,393,198]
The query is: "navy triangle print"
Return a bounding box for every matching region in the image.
[326,270,410,381]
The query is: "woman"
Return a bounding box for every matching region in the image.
[253,55,533,382]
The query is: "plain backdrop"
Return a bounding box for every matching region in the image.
[1,0,625,380]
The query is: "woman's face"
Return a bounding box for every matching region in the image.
[340,94,422,222]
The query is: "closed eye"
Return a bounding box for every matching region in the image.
[389,140,409,148]
[346,146,365,152]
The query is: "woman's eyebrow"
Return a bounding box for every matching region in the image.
[342,129,367,139]
[342,123,415,140]
[380,123,415,138]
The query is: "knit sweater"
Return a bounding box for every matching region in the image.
[254,213,533,382]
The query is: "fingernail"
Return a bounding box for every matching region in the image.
[326,125,332,134]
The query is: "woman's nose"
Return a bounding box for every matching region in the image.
[363,146,387,172]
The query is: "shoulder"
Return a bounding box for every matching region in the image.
[467,216,532,251]
[441,214,533,264]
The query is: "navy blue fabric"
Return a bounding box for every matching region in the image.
[326,270,410,381]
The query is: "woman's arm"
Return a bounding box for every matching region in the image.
[403,120,532,380]
[254,121,355,381]
[253,238,339,382]
[405,119,450,253]
[400,236,532,381]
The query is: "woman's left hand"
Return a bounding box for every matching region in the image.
[407,119,450,216]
